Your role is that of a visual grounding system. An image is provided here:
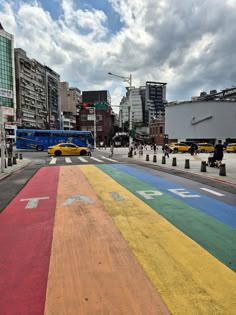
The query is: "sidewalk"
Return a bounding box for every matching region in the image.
[127,149,236,186]
[0,156,32,181]
[97,146,236,187]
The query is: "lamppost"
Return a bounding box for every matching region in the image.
[108,72,133,145]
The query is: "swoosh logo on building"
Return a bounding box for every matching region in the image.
[191,115,213,125]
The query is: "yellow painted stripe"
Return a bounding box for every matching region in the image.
[44,166,169,314]
[81,165,236,315]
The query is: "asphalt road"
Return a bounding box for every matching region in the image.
[0,158,235,314]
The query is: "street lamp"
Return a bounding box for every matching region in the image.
[108,72,133,145]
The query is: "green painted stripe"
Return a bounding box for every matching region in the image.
[97,165,236,271]
[81,165,236,315]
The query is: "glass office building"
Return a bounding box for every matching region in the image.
[0,23,16,115]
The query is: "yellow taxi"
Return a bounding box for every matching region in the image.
[169,142,191,153]
[226,143,236,153]
[197,143,215,153]
[48,143,89,156]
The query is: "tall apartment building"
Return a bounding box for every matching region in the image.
[14,48,61,129]
[119,96,129,131]
[0,23,16,119]
[145,81,167,124]
[129,87,143,124]
[45,66,61,129]
[60,82,81,130]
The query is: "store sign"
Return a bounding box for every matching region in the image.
[0,88,13,99]
[0,106,13,117]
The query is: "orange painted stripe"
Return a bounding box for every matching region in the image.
[44,165,169,314]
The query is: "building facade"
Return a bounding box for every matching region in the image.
[60,82,81,130]
[45,66,61,129]
[77,90,113,145]
[149,117,165,144]
[15,48,61,129]
[0,23,16,120]
[145,81,167,125]
[165,99,236,143]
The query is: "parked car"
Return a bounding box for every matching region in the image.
[226,143,236,153]
[48,143,89,156]
[197,143,215,153]
[169,142,191,153]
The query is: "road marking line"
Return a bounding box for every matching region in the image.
[90,157,103,162]
[49,157,57,165]
[65,157,72,163]
[101,156,118,162]
[200,188,225,196]
[77,157,88,162]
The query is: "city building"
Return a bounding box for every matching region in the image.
[45,66,61,129]
[0,23,16,123]
[149,117,165,144]
[60,82,81,130]
[145,81,167,125]
[14,48,61,129]
[118,82,167,143]
[165,87,236,144]
[77,90,114,146]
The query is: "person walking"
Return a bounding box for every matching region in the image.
[87,143,92,156]
[214,140,224,167]
[109,142,114,157]
[138,143,143,157]
[164,144,170,158]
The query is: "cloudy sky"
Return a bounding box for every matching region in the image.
[1,0,236,111]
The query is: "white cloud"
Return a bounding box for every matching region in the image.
[1,0,236,108]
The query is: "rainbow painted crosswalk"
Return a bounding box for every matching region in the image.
[0,164,235,314]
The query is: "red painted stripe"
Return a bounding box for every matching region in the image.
[0,166,60,315]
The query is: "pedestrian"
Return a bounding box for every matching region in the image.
[190,143,195,156]
[164,144,170,158]
[87,143,92,156]
[138,143,143,157]
[6,141,13,158]
[109,142,114,157]
[214,140,224,167]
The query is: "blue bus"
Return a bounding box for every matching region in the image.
[16,129,94,151]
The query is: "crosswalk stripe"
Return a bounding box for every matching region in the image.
[77,157,88,162]
[65,157,72,163]
[49,157,57,165]
[101,156,118,162]
[90,157,103,162]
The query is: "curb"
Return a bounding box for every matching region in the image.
[126,156,236,187]
[0,160,32,182]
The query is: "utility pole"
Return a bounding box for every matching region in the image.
[0,107,5,173]
[108,72,133,145]
[93,106,96,149]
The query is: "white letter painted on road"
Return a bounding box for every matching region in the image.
[110,192,124,201]
[20,197,50,209]
[137,190,162,200]
[168,189,200,198]
[62,194,94,206]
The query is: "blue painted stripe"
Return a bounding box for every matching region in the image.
[111,164,236,229]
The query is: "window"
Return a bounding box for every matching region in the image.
[35,131,50,136]
[87,114,94,121]
[97,126,103,131]
[81,115,87,121]
[66,144,77,148]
